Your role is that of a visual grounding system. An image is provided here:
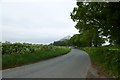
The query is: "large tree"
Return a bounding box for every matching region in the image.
[70,2,120,46]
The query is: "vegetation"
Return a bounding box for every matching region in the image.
[70,2,120,47]
[2,42,71,69]
[70,1,120,78]
[69,34,104,47]
[81,47,119,78]
[0,43,2,70]
[50,39,71,46]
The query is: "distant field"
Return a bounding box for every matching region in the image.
[81,47,119,78]
[2,43,71,69]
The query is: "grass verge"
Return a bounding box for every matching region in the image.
[81,47,119,78]
[2,43,71,69]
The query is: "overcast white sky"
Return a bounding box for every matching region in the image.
[1,0,79,44]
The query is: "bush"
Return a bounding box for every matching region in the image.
[81,47,119,78]
[2,43,71,69]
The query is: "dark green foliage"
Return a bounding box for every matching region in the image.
[70,34,84,47]
[51,39,71,46]
[70,2,120,79]
[70,2,120,46]
[70,33,104,47]
[2,43,71,69]
[81,47,120,78]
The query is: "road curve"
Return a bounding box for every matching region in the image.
[2,49,91,78]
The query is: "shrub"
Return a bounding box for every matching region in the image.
[81,47,119,78]
[2,43,71,69]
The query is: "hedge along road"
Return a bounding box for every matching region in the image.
[3,49,91,78]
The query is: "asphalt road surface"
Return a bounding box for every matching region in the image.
[3,49,91,78]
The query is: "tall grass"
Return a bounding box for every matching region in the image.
[2,43,71,69]
[81,47,119,78]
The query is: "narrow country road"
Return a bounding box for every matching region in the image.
[3,49,91,78]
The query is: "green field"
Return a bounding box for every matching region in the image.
[2,43,71,69]
[81,47,119,78]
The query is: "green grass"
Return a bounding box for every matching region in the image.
[81,47,119,78]
[2,43,71,69]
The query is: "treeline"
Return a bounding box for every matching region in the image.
[70,2,120,47]
[50,39,71,46]
[50,35,104,47]
[70,1,120,78]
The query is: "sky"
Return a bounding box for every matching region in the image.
[1,0,79,44]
